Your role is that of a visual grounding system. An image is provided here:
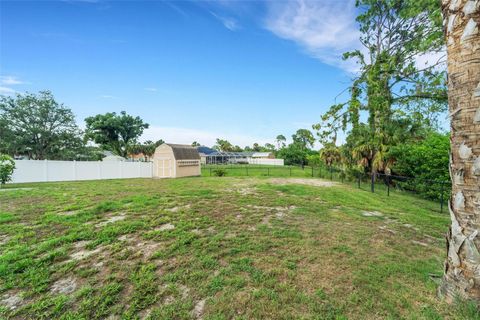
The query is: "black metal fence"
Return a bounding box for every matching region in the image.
[201,164,451,213]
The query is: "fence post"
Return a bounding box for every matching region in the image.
[290,167,292,176]
[311,167,314,177]
[330,166,333,180]
[209,168,212,176]
[440,182,445,213]
[246,167,249,176]
[371,173,375,193]
[358,173,361,188]
[387,181,390,196]
[341,170,344,183]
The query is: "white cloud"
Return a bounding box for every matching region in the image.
[100,95,117,99]
[0,76,24,85]
[265,0,360,72]
[0,86,17,95]
[144,87,158,92]
[142,126,272,147]
[210,12,240,31]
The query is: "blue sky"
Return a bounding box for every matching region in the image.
[1,0,363,147]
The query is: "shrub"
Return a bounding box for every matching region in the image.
[388,132,450,200]
[212,168,227,177]
[0,154,15,186]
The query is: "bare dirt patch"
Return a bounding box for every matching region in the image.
[97,213,127,227]
[193,298,206,319]
[246,205,296,212]
[261,216,271,226]
[275,212,285,219]
[411,240,429,247]
[0,234,10,246]
[206,226,216,234]
[118,234,163,260]
[378,225,396,234]
[225,232,236,239]
[166,204,191,213]
[267,178,337,187]
[0,293,23,310]
[50,277,77,295]
[155,223,175,231]
[246,204,297,225]
[58,210,78,216]
[361,211,383,217]
[67,241,103,262]
[403,223,420,231]
[178,284,190,299]
[0,188,34,192]
[235,187,256,195]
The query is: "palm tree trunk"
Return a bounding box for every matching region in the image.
[439,0,480,302]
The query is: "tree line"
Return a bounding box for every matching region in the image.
[0,91,158,161]
[0,91,322,165]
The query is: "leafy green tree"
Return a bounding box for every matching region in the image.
[275,134,286,150]
[388,132,449,199]
[306,154,322,167]
[314,0,446,174]
[252,143,262,152]
[291,129,315,167]
[277,143,306,166]
[0,91,85,160]
[191,141,201,147]
[84,111,149,158]
[264,143,276,152]
[292,129,315,150]
[213,139,234,152]
[0,154,15,187]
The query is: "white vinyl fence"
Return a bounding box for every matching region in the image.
[11,160,153,184]
[248,158,284,166]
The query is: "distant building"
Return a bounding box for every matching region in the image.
[251,152,275,159]
[196,147,280,165]
[102,155,126,161]
[197,146,217,165]
[101,152,126,161]
[128,152,152,162]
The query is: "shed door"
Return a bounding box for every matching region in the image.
[156,158,173,178]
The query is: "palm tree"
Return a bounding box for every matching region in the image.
[319,144,341,167]
[276,134,286,150]
[439,0,480,302]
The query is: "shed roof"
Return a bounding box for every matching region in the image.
[165,143,200,160]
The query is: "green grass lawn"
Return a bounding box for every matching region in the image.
[0,177,477,319]
[201,164,315,178]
